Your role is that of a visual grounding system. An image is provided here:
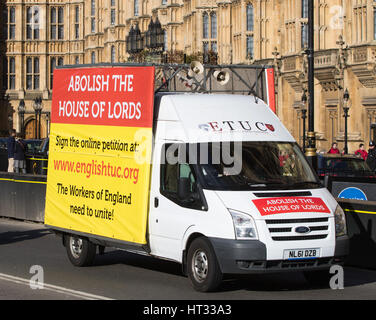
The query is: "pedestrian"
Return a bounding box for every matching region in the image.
[328,142,340,154]
[366,141,376,172]
[14,133,26,174]
[355,143,368,160]
[6,129,16,172]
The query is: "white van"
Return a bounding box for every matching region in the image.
[48,92,348,292]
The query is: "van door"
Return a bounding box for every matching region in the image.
[148,142,207,262]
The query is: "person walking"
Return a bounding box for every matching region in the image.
[14,133,26,174]
[355,143,368,160]
[366,141,376,172]
[6,129,16,172]
[328,142,340,154]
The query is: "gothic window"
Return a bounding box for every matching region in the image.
[211,12,217,39]
[301,0,308,18]
[26,57,39,90]
[301,22,308,49]
[111,0,116,25]
[50,58,56,89]
[203,41,209,53]
[246,3,254,32]
[8,7,15,40]
[26,58,32,89]
[246,3,255,60]
[91,0,96,33]
[26,6,40,39]
[51,7,64,39]
[6,57,16,90]
[246,35,254,59]
[91,52,96,64]
[203,12,209,39]
[202,11,217,55]
[134,0,139,16]
[111,46,115,63]
[58,8,64,39]
[75,6,80,39]
[353,3,368,43]
[51,8,56,39]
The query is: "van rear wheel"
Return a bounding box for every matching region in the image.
[187,237,222,292]
[65,234,96,267]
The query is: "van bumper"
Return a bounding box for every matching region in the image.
[208,236,349,275]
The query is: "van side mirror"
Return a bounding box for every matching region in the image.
[178,177,197,202]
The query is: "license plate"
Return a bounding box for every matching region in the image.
[284,248,320,260]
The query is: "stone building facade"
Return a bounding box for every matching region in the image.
[1,0,376,153]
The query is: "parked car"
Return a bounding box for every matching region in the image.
[36,137,49,156]
[24,139,43,153]
[25,138,48,175]
[317,153,376,178]
[0,138,45,173]
[0,137,8,149]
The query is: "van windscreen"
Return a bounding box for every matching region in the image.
[191,142,320,191]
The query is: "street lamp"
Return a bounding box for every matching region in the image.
[33,96,43,139]
[301,90,308,153]
[305,0,317,170]
[343,88,350,154]
[126,26,134,54]
[18,99,25,136]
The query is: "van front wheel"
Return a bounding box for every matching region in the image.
[187,237,222,292]
[65,234,96,267]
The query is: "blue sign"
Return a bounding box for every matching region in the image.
[338,187,368,201]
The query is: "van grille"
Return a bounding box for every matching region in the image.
[265,217,330,241]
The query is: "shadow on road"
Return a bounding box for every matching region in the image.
[0,229,50,245]
[92,249,376,292]
[220,266,376,292]
[94,249,183,277]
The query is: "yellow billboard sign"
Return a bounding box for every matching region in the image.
[44,66,155,245]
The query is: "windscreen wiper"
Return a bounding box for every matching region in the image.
[287,181,322,188]
[248,182,288,189]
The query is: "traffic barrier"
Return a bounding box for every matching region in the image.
[337,199,376,269]
[26,155,48,175]
[324,175,376,201]
[0,149,8,171]
[0,172,46,222]
[323,176,376,269]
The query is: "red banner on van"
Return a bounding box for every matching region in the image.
[252,197,331,216]
[51,66,155,128]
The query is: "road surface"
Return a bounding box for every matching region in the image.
[0,218,376,301]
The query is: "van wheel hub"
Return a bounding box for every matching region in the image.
[69,237,83,259]
[192,250,208,283]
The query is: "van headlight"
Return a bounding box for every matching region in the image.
[334,205,347,237]
[229,209,258,240]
